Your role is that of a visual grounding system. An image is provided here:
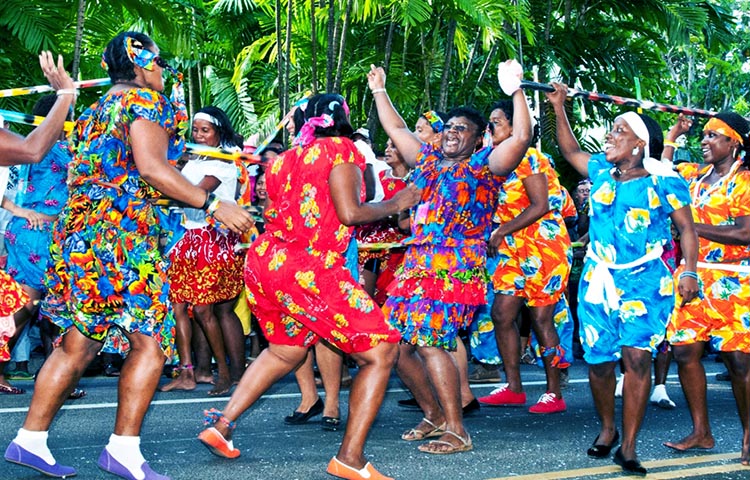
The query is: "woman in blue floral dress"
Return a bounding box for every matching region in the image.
[547,82,699,476]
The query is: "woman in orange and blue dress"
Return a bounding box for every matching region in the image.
[663,112,750,465]
[4,32,253,480]
[547,82,699,476]
[368,61,531,454]
[198,93,421,480]
[476,100,572,414]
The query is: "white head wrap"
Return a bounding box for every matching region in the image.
[616,111,677,178]
[193,112,221,126]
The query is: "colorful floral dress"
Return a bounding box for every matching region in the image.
[667,161,750,352]
[168,157,243,305]
[579,153,690,364]
[383,144,503,350]
[42,88,184,358]
[471,148,572,366]
[0,271,28,361]
[355,169,409,305]
[5,141,71,291]
[244,136,400,354]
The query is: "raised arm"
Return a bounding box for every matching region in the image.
[131,119,254,234]
[545,82,591,177]
[488,60,532,175]
[661,114,693,162]
[366,65,422,167]
[0,52,76,166]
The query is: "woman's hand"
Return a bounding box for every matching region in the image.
[667,114,693,141]
[544,82,568,109]
[678,276,700,308]
[390,183,422,212]
[367,65,386,92]
[497,59,523,96]
[487,227,507,257]
[15,207,47,230]
[210,202,256,235]
[39,51,74,92]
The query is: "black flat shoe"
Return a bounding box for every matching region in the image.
[397,397,421,410]
[613,447,647,476]
[587,430,620,458]
[321,416,341,431]
[284,397,324,425]
[462,398,481,416]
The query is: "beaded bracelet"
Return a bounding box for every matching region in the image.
[679,270,698,280]
[206,195,221,215]
[371,88,387,95]
[203,408,236,430]
[56,88,78,97]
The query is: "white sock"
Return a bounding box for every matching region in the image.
[651,384,671,402]
[614,374,624,398]
[105,434,146,480]
[13,428,56,465]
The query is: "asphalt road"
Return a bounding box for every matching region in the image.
[1,356,748,480]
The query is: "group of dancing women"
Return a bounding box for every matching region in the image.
[0,30,748,480]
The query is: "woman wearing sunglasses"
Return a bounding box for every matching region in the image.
[4,31,253,480]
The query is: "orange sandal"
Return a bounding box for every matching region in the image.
[198,427,241,459]
[326,457,393,480]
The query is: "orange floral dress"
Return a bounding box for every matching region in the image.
[668,161,750,352]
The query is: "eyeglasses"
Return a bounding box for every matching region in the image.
[443,123,471,133]
[154,56,169,69]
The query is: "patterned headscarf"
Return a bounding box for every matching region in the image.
[422,110,445,133]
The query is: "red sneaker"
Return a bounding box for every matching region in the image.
[528,392,567,414]
[478,384,526,406]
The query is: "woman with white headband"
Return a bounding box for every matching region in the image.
[662,112,750,465]
[546,82,699,476]
[161,105,248,396]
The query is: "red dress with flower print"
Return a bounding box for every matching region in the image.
[244,136,400,353]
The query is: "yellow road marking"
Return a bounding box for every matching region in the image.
[486,452,739,480]
[601,462,749,479]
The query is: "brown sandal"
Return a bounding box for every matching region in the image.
[418,430,473,454]
[401,417,446,441]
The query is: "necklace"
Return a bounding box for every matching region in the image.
[612,162,644,179]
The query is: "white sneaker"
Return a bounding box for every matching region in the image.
[614,374,624,398]
[650,384,676,409]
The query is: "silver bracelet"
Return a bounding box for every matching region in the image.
[371,88,387,95]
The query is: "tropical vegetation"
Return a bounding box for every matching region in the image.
[0,0,748,186]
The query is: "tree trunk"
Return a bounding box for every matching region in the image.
[72,0,86,80]
[310,0,318,93]
[333,0,353,93]
[437,19,456,112]
[276,0,284,115]
[285,0,293,113]
[468,42,497,106]
[326,0,335,91]
[367,8,397,138]
[420,31,431,108]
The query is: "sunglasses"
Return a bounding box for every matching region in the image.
[154,56,169,69]
[443,123,472,133]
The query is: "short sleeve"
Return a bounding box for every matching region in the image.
[126,89,176,132]
[323,137,365,170]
